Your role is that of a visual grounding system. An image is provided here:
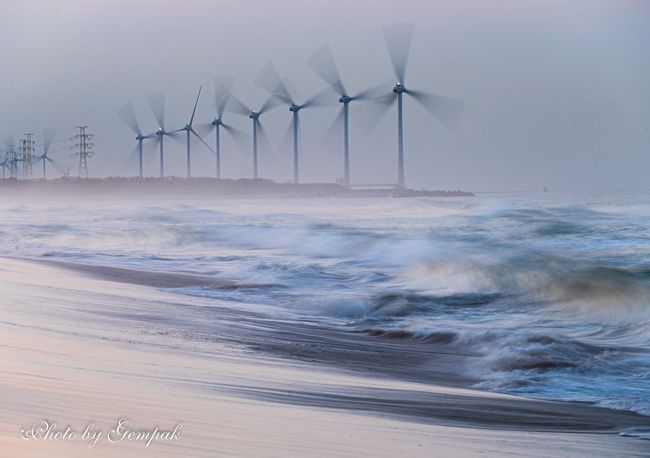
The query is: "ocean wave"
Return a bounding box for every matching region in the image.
[357,328,458,344]
[3,194,650,416]
[398,256,650,332]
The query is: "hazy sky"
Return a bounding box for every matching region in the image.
[1,0,648,191]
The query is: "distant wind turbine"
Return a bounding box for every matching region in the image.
[364,23,465,188]
[170,86,214,178]
[308,45,388,186]
[36,129,56,179]
[193,76,249,179]
[225,79,282,179]
[255,62,334,183]
[148,92,172,178]
[118,101,156,177]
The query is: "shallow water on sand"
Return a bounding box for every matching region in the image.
[2,191,650,415]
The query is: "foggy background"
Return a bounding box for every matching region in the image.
[0,0,648,192]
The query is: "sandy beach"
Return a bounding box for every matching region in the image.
[1,256,649,457]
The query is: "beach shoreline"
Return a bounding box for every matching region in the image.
[1,256,649,457]
[0,177,474,200]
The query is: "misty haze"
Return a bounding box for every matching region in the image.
[1,0,648,191]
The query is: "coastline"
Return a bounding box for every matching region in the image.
[0,177,474,199]
[1,256,649,457]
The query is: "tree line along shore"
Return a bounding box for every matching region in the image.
[0,177,474,198]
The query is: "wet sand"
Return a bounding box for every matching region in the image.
[1,257,649,457]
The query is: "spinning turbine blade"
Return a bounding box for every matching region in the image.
[143,138,158,165]
[308,45,347,96]
[191,129,215,154]
[302,87,337,109]
[222,124,249,151]
[42,128,56,154]
[321,107,345,153]
[354,93,396,134]
[279,121,293,156]
[148,92,166,130]
[193,122,213,138]
[283,78,302,103]
[125,138,156,173]
[255,62,292,104]
[258,95,283,115]
[383,23,415,83]
[225,92,252,116]
[126,144,141,167]
[352,80,394,101]
[169,131,185,145]
[46,157,67,175]
[257,121,276,163]
[214,75,235,91]
[189,86,202,126]
[118,102,142,136]
[216,95,230,119]
[214,75,235,118]
[408,90,465,130]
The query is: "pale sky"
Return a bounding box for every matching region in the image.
[0,0,648,191]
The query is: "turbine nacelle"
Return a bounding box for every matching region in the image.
[249,111,259,120]
[184,124,191,131]
[136,134,145,141]
[156,128,166,136]
[289,104,302,113]
[339,95,352,104]
[212,118,223,126]
[393,82,407,94]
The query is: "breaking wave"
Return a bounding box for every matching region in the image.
[1,192,650,415]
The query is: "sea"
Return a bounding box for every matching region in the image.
[2,190,649,415]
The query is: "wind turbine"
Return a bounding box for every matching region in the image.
[254,63,333,183]
[307,45,388,186]
[212,79,246,179]
[367,23,465,188]
[170,86,215,178]
[197,76,249,179]
[148,91,171,178]
[225,83,282,179]
[35,129,56,179]
[118,101,155,177]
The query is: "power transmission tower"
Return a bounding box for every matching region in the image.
[7,144,17,178]
[73,126,94,178]
[20,134,35,179]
